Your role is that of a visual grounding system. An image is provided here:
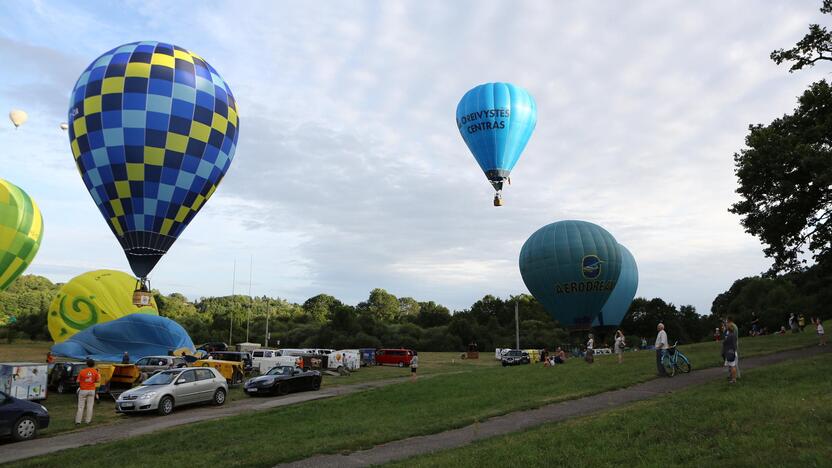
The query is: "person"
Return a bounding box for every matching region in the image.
[410,351,419,382]
[789,313,798,333]
[540,348,548,365]
[798,314,806,332]
[751,312,760,336]
[655,323,669,377]
[121,351,130,364]
[778,326,787,335]
[713,327,722,341]
[585,334,594,364]
[46,351,55,364]
[614,329,626,364]
[640,337,647,350]
[75,359,100,425]
[553,347,566,364]
[722,317,738,384]
[817,318,826,346]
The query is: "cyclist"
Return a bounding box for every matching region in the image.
[655,323,669,377]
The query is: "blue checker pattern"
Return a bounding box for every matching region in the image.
[68,41,239,278]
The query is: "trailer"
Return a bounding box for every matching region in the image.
[256,355,303,374]
[0,363,47,401]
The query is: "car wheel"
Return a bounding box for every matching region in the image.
[12,416,38,441]
[157,396,174,416]
[276,383,288,396]
[57,382,66,394]
[232,370,244,385]
[398,362,404,368]
[213,388,226,406]
[502,362,507,367]
[312,379,321,391]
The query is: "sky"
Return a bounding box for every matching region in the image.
[0,1,826,314]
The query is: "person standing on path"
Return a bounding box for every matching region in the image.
[655,323,669,376]
[722,318,738,383]
[75,359,100,425]
[614,330,626,364]
[816,318,826,346]
[585,334,594,364]
[410,351,419,382]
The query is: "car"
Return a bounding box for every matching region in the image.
[208,351,253,371]
[243,366,321,396]
[0,390,49,441]
[48,362,85,394]
[375,348,414,367]
[135,356,188,376]
[115,367,228,416]
[500,349,530,366]
[197,342,229,353]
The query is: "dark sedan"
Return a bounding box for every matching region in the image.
[0,391,49,441]
[243,366,321,396]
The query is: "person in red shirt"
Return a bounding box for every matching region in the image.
[75,359,100,425]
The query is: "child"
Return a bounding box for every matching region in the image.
[817,318,826,346]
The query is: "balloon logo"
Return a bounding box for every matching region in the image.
[48,269,158,343]
[593,244,639,328]
[67,41,239,283]
[519,220,622,330]
[456,82,536,206]
[0,179,43,292]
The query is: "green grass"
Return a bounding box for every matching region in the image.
[7,333,817,467]
[391,352,832,468]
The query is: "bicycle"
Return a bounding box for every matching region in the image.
[661,341,692,376]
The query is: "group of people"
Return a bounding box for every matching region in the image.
[580,330,628,365]
[541,347,568,366]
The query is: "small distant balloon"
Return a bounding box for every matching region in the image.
[9,109,28,129]
[59,122,68,131]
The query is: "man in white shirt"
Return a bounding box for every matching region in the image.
[655,323,669,377]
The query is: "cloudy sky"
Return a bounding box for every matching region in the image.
[0,1,826,314]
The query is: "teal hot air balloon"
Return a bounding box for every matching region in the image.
[67,42,239,293]
[456,82,536,206]
[593,244,638,328]
[519,220,622,330]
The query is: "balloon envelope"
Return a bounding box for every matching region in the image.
[0,179,43,292]
[593,244,638,328]
[456,82,536,193]
[519,220,621,329]
[67,41,239,278]
[48,269,159,343]
[51,314,195,362]
[9,109,28,128]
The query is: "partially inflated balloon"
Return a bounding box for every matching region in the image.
[67,41,239,280]
[456,83,536,205]
[48,269,158,343]
[0,179,43,291]
[9,109,28,128]
[593,244,638,328]
[519,220,621,330]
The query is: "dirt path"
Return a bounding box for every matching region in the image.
[280,346,830,468]
[0,376,415,464]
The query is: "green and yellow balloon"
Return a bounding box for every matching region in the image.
[0,178,43,292]
[48,269,158,343]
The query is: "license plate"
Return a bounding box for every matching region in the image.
[121,403,134,409]
[247,388,257,392]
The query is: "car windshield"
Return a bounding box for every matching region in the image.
[142,371,179,385]
[266,366,293,376]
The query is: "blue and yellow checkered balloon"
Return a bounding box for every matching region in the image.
[68,41,239,279]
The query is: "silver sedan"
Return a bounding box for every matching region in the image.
[116,367,228,415]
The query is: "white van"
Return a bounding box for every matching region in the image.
[330,350,360,371]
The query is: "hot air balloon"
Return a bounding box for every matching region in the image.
[519,220,621,330]
[59,122,68,131]
[0,178,43,292]
[456,83,536,206]
[593,244,638,328]
[48,269,159,343]
[67,41,239,303]
[9,109,28,129]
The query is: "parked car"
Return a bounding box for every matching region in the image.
[115,367,227,416]
[197,342,228,353]
[135,356,188,376]
[501,350,530,366]
[375,348,414,367]
[48,362,84,394]
[208,351,253,371]
[243,366,321,396]
[0,390,49,441]
[255,355,303,375]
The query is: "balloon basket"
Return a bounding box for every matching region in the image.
[493,194,503,207]
[132,290,152,307]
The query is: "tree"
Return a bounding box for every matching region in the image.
[770,1,832,72]
[302,294,340,323]
[357,288,400,322]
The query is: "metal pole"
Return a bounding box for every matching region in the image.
[515,301,520,350]
[229,259,236,344]
[264,305,270,347]
[246,256,253,342]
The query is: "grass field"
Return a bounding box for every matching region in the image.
[6,332,818,467]
[0,341,496,436]
[391,352,832,467]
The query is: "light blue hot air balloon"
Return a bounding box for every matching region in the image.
[593,244,638,328]
[519,220,622,330]
[456,82,536,206]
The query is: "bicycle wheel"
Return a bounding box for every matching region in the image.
[662,355,675,376]
[675,353,691,373]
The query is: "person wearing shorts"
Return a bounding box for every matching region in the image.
[722,318,738,383]
[614,329,626,364]
[410,352,419,382]
[816,318,826,346]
